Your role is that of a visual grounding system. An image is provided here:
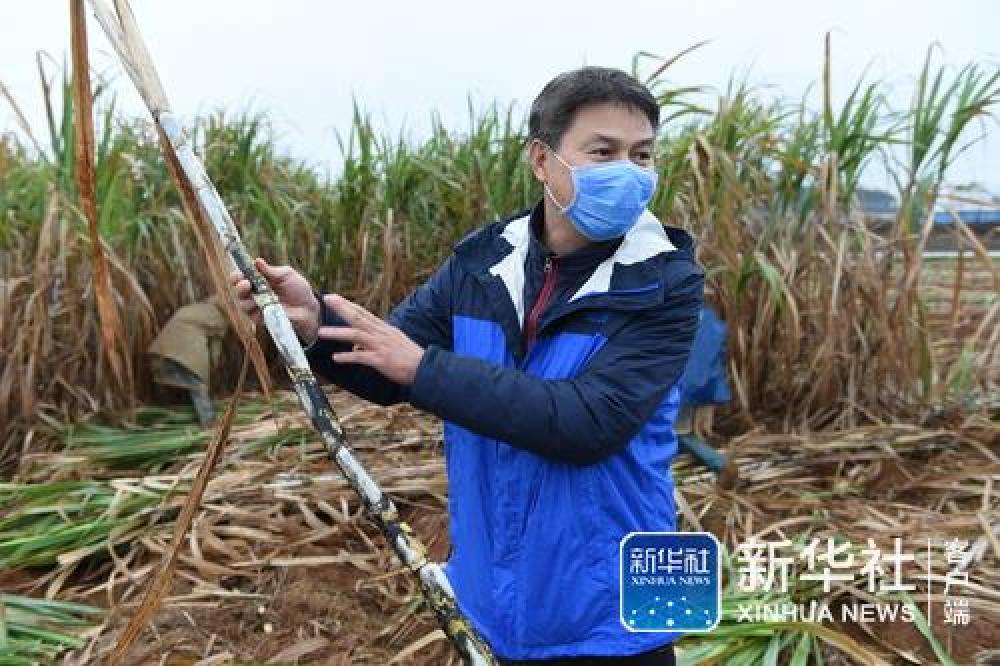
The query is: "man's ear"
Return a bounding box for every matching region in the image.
[527,139,548,183]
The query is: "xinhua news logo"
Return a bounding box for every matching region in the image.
[620,532,721,632]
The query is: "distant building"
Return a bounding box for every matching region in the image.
[933,208,1000,226]
[856,187,897,214]
[856,188,999,253]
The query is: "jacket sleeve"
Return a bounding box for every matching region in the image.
[407,265,704,465]
[304,255,455,406]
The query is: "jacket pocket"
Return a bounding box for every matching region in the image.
[515,462,605,649]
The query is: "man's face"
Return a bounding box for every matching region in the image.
[530,102,656,212]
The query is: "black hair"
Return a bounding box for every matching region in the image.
[528,66,660,150]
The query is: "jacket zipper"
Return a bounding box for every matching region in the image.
[521,255,557,358]
[521,277,662,363]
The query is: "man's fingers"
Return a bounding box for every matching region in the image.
[323,293,379,331]
[255,257,294,283]
[323,294,360,323]
[233,278,253,299]
[229,272,257,315]
[331,349,377,366]
[318,326,376,348]
[236,296,257,314]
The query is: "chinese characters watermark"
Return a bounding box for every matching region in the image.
[733,536,974,626]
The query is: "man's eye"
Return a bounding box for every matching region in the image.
[590,148,612,157]
[634,151,653,162]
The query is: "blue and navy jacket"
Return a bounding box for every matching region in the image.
[306,201,704,659]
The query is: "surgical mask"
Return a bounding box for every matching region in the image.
[543,146,658,241]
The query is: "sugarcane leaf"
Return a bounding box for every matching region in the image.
[790,632,812,666]
[899,592,957,666]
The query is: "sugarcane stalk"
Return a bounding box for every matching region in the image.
[70,0,130,396]
[85,2,495,663]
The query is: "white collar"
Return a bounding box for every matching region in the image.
[488,209,676,327]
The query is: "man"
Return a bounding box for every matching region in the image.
[233,66,704,664]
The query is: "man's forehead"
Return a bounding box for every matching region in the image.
[562,104,656,144]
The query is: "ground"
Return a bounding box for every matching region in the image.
[2,384,984,665]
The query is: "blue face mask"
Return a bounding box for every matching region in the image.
[543,146,658,241]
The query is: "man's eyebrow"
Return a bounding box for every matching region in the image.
[587,133,655,146]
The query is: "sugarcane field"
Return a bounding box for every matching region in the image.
[1,2,999,665]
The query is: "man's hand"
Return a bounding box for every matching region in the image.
[318,293,425,385]
[230,258,321,345]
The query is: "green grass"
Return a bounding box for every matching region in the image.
[56,401,311,472]
[0,595,102,664]
[0,480,163,569]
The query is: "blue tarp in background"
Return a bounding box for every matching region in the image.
[679,306,731,408]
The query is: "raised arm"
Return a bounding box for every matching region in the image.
[405,267,704,465]
[305,255,457,405]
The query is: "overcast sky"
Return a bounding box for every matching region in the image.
[2,1,998,194]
